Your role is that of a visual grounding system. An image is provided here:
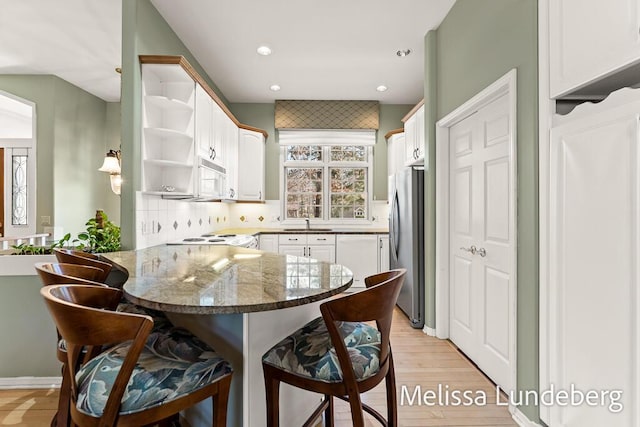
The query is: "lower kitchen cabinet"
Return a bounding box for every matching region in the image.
[378,235,389,271]
[277,234,336,263]
[336,235,379,289]
[258,234,278,253]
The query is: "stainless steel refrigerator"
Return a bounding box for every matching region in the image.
[389,166,424,329]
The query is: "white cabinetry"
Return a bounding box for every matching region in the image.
[258,234,278,253]
[549,0,640,97]
[335,234,379,288]
[378,235,389,272]
[195,84,214,162]
[223,114,239,200]
[386,131,405,178]
[141,63,196,196]
[278,234,336,263]
[542,89,640,426]
[237,129,266,201]
[403,103,425,165]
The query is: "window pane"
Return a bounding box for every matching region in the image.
[330,145,365,162]
[12,155,28,225]
[285,167,323,219]
[286,145,322,161]
[329,167,367,219]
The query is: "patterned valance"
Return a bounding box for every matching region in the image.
[275,100,379,129]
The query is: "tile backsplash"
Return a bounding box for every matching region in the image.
[135,195,390,249]
[135,192,231,249]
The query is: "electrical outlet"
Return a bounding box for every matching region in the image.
[41,216,51,226]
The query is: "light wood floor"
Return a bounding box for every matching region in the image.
[0,309,516,426]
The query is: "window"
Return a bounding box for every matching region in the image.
[0,91,36,237]
[280,130,374,222]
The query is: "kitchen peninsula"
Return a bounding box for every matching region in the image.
[104,244,354,427]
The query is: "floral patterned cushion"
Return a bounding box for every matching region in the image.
[58,305,171,354]
[116,301,173,331]
[75,327,232,417]
[262,317,381,383]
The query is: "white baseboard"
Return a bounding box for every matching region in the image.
[0,376,61,389]
[512,408,544,427]
[423,325,436,336]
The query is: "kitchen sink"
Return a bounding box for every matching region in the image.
[282,228,333,232]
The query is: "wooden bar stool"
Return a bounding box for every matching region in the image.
[262,269,406,426]
[53,248,128,288]
[34,262,110,427]
[35,262,170,426]
[41,284,233,427]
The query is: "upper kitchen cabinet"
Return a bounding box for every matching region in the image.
[385,129,405,178]
[224,115,239,200]
[141,62,196,196]
[196,84,226,168]
[550,0,640,98]
[237,128,265,201]
[402,101,425,165]
[139,56,267,201]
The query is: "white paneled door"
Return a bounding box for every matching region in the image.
[449,93,514,391]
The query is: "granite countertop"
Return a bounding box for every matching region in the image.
[215,227,389,235]
[104,245,353,315]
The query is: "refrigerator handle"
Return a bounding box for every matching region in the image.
[390,190,400,260]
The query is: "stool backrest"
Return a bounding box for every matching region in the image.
[319,269,406,385]
[35,262,107,286]
[54,249,112,282]
[41,284,153,425]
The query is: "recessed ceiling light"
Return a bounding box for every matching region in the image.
[270,84,281,91]
[376,85,388,92]
[396,49,411,57]
[257,46,272,56]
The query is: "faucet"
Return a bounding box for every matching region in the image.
[305,218,310,231]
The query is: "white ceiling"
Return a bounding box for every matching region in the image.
[0,0,122,102]
[0,0,456,105]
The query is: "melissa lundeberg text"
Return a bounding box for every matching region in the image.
[400,384,623,413]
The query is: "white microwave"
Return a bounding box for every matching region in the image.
[197,157,226,200]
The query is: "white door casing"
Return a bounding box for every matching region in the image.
[436,70,517,396]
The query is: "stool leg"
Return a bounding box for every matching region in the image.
[323,395,334,427]
[212,374,232,427]
[263,365,281,427]
[385,353,398,427]
[55,363,71,427]
[346,392,365,427]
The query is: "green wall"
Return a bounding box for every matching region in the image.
[0,75,117,238]
[52,78,117,237]
[230,103,412,201]
[0,275,60,377]
[425,0,539,421]
[121,0,230,249]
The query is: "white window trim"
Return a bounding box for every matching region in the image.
[278,129,375,226]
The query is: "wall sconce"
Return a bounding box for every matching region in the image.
[99,149,122,195]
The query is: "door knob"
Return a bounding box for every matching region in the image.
[477,247,487,257]
[460,245,477,255]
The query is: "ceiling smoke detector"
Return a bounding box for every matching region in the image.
[396,49,411,57]
[270,84,281,91]
[376,85,388,92]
